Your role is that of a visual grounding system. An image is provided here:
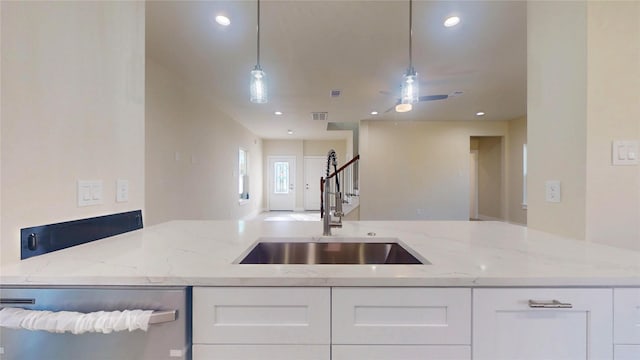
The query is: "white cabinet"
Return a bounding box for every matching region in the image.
[332,345,470,360]
[192,345,330,360]
[473,288,613,360]
[615,345,640,360]
[614,289,640,360]
[332,288,471,345]
[332,288,471,360]
[192,287,330,360]
[614,288,640,344]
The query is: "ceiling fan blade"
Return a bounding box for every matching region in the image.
[419,94,449,102]
[383,98,401,113]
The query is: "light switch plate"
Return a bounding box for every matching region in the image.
[612,140,639,165]
[545,180,561,203]
[116,179,129,202]
[78,180,103,207]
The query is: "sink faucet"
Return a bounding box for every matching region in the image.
[323,149,343,236]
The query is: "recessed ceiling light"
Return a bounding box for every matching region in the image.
[287,130,294,135]
[444,16,460,28]
[476,111,486,116]
[370,111,379,115]
[274,111,283,115]
[215,15,231,26]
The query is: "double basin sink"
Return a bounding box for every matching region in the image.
[237,238,428,265]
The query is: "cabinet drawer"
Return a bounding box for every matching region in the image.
[473,288,612,360]
[193,344,330,360]
[615,345,640,360]
[614,288,640,344]
[332,288,471,345]
[332,345,470,359]
[193,287,330,344]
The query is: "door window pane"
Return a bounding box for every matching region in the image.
[274,162,289,194]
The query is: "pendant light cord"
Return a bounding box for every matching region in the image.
[409,0,413,70]
[256,0,261,68]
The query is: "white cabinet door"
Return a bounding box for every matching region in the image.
[473,288,613,360]
[615,345,640,360]
[332,288,471,345]
[332,345,470,360]
[614,288,640,344]
[193,287,330,345]
[193,345,330,360]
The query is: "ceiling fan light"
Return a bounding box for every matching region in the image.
[395,103,413,113]
[250,67,267,104]
[400,69,419,105]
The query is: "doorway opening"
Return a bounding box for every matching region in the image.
[470,136,505,221]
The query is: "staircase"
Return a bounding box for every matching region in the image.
[321,154,360,221]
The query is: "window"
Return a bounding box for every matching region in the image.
[239,148,249,201]
[522,144,527,209]
[273,161,290,194]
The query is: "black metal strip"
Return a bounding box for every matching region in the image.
[20,210,143,260]
[0,298,36,305]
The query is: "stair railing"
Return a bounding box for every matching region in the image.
[320,154,359,218]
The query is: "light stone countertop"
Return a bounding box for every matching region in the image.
[1,220,639,287]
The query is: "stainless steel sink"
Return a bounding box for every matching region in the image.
[237,239,427,265]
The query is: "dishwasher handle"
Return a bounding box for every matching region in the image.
[0,304,177,325]
[149,310,177,324]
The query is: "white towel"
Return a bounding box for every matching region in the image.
[0,307,153,334]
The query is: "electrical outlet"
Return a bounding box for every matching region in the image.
[116,179,129,202]
[545,180,561,203]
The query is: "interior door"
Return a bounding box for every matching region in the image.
[304,157,325,211]
[268,156,296,211]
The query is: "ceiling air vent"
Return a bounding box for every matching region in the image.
[311,112,329,121]
[330,89,341,98]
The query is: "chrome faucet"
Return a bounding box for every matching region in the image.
[323,149,343,236]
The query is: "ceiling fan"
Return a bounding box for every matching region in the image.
[381,91,462,114]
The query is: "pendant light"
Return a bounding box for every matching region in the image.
[396,0,418,113]
[250,0,267,103]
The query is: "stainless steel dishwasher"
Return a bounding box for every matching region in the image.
[0,286,191,360]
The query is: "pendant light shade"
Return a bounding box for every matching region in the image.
[397,0,418,112]
[250,0,267,103]
[250,66,267,104]
[400,67,418,105]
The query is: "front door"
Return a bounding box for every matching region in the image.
[268,156,296,211]
[304,156,326,210]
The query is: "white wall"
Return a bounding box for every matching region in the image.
[528,1,640,249]
[145,59,263,224]
[359,120,509,220]
[527,1,588,240]
[303,140,347,163]
[585,2,640,250]
[507,117,527,225]
[0,1,145,264]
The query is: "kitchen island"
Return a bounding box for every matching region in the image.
[1,220,640,360]
[1,220,639,287]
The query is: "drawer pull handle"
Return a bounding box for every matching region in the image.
[528,299,572,308]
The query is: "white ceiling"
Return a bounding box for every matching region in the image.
[146,0,527,140]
